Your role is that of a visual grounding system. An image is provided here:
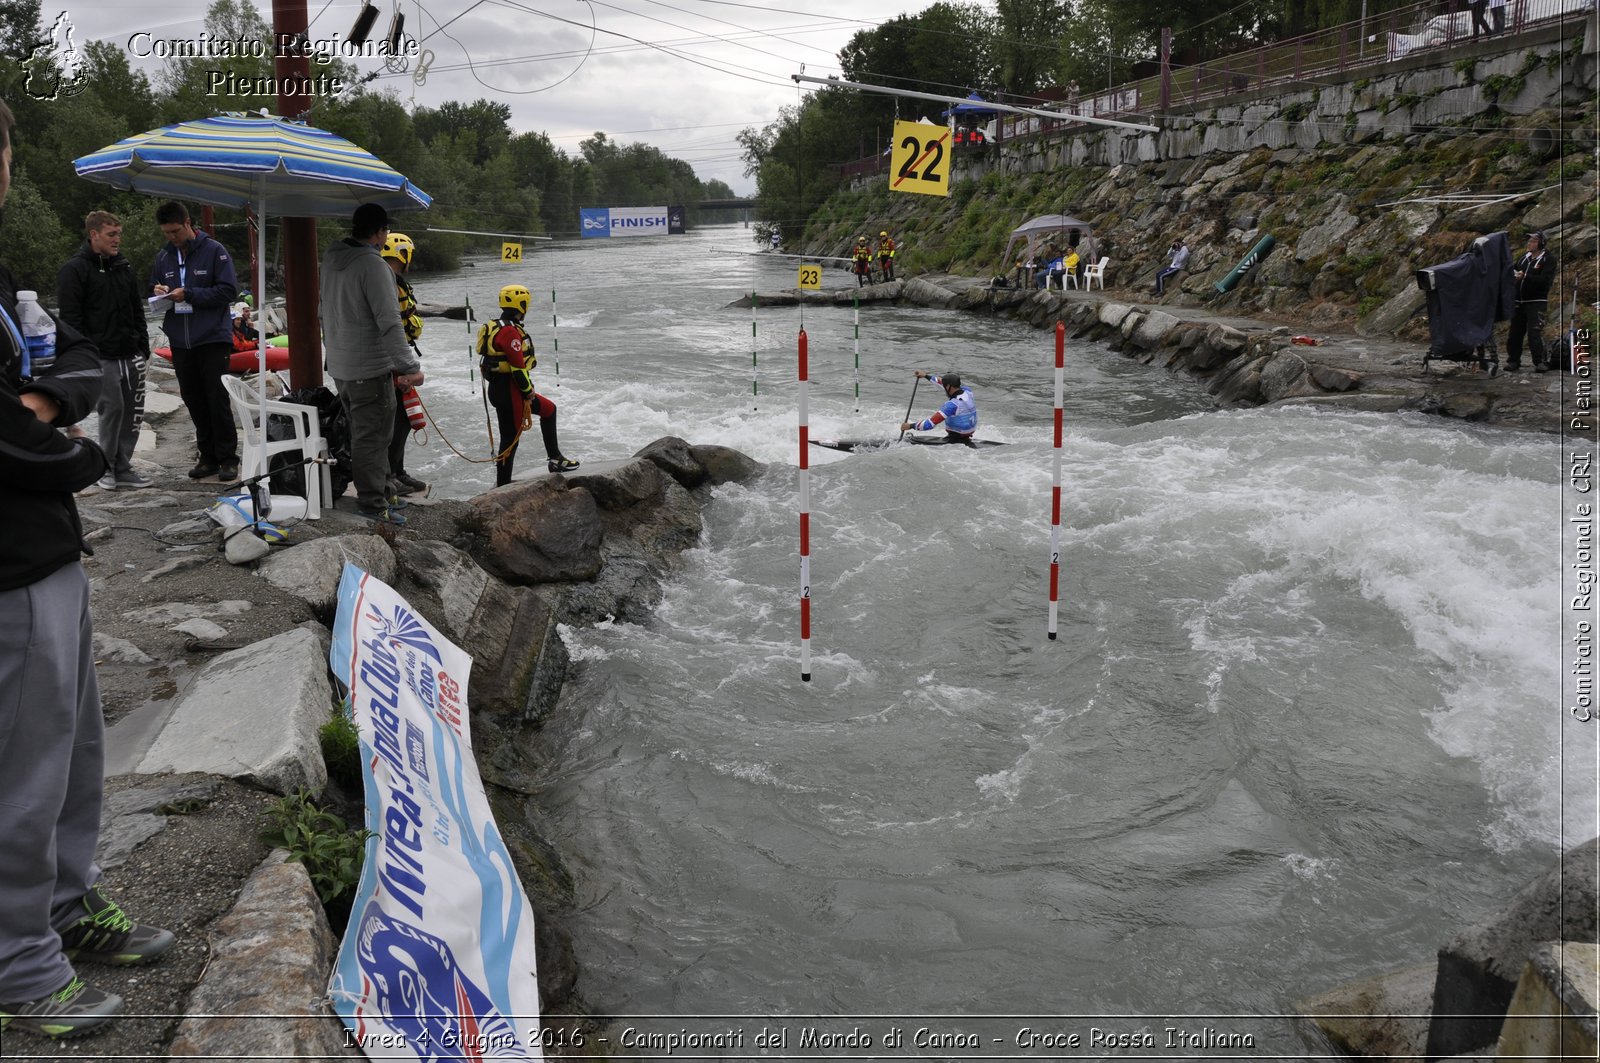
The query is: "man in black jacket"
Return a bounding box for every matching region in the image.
[1505,230,1555,373]
[0,98,174,1040]
[57,211,152,489]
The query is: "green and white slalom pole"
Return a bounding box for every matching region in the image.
[464,294,475,385]
[550,284,560,384]
[751,290,759,410]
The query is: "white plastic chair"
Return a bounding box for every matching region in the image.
[221,374,331,519]
[1083,257,1110,290]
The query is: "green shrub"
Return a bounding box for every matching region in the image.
[320,704,363,793]
[261,789,373,931]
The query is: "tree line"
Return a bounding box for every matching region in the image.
[740,0,1422,246]
[0,0,736,295]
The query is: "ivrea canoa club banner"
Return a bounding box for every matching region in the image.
[327,563,543,1060]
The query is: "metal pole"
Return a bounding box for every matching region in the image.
[751,291,759,410]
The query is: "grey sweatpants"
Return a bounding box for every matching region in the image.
[335,375,397,511]
[97,354,147,475]
[0,563,103,1002]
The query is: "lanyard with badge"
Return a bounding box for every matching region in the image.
[174,246,193,314]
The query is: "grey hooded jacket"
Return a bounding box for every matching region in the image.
[319,238,418,381]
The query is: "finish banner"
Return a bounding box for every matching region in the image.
[578,205,680,238]
[327,563,543,1061]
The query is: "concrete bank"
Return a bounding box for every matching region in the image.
[738,275,1586,436]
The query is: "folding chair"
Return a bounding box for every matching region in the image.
[221,374,332,518]
[1083,257,1110,290]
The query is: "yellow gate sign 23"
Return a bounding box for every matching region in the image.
[797,263,823,290]
[889,119,950,198]
[501,241,523,262]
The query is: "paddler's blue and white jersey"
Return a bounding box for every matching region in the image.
[912,375,978,435]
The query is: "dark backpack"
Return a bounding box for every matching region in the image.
[269,386,353,500]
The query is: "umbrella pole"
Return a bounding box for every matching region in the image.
[256,186,270,510]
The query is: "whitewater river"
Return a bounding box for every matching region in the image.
[401,225,1591,1056]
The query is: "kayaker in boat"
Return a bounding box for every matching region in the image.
[900,369,978,444]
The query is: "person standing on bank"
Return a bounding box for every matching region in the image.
[0,97,175,1041]
[478,284,578,486]
[149,202,238,482]
[58,211,151,490]
[321,203,424,525]
[380,231,427,496]
[1506,230,1555,373]
[900,368,978,443]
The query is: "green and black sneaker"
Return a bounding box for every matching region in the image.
[0,975,123,1038]
[59,887,175,966]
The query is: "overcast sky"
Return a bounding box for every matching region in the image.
[80,0,946,195]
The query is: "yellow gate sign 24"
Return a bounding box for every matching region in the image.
[797,263,823,290]
[501,241,523,263]
[889,119,950,198]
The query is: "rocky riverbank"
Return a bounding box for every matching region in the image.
[8,365,764,1058]
[737,273,1588,435]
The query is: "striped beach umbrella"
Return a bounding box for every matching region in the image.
[74,112,430,512]
[73,111,430,216]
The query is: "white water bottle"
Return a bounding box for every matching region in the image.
[15,290,56,376]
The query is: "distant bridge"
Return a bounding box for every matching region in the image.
[697,198,758,211]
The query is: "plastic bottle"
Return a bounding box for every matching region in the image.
[15,291,56,376]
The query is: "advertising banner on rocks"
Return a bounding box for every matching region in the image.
[327,563,543,1060]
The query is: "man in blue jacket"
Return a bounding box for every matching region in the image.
[0,98,174,1040]
[149,202,239,481]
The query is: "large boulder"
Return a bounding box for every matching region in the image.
[134,624,332,796]
[458,477,604,585]
[168,850,354,1059]
[257,534,396,617]
[1425,837,1600,1058]
[1295,962,1437,1060]
[691,443,765,486]
[634,436,709,489]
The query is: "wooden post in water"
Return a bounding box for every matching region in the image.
[798,329,812,681]
[1047,320,1065,640]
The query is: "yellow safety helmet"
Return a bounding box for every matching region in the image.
[857,235,868,243]
[879,230,888,237]
[499,284,531,316]
[381,232,415,269]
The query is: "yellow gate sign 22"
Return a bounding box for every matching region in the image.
[501,241,523,262]
[889,119,950,198]
[797,263,823,290]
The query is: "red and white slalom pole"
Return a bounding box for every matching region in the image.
[798,329,812,681]
[1047,320,1065,640]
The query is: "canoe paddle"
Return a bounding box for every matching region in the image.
[898,375,920,442]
